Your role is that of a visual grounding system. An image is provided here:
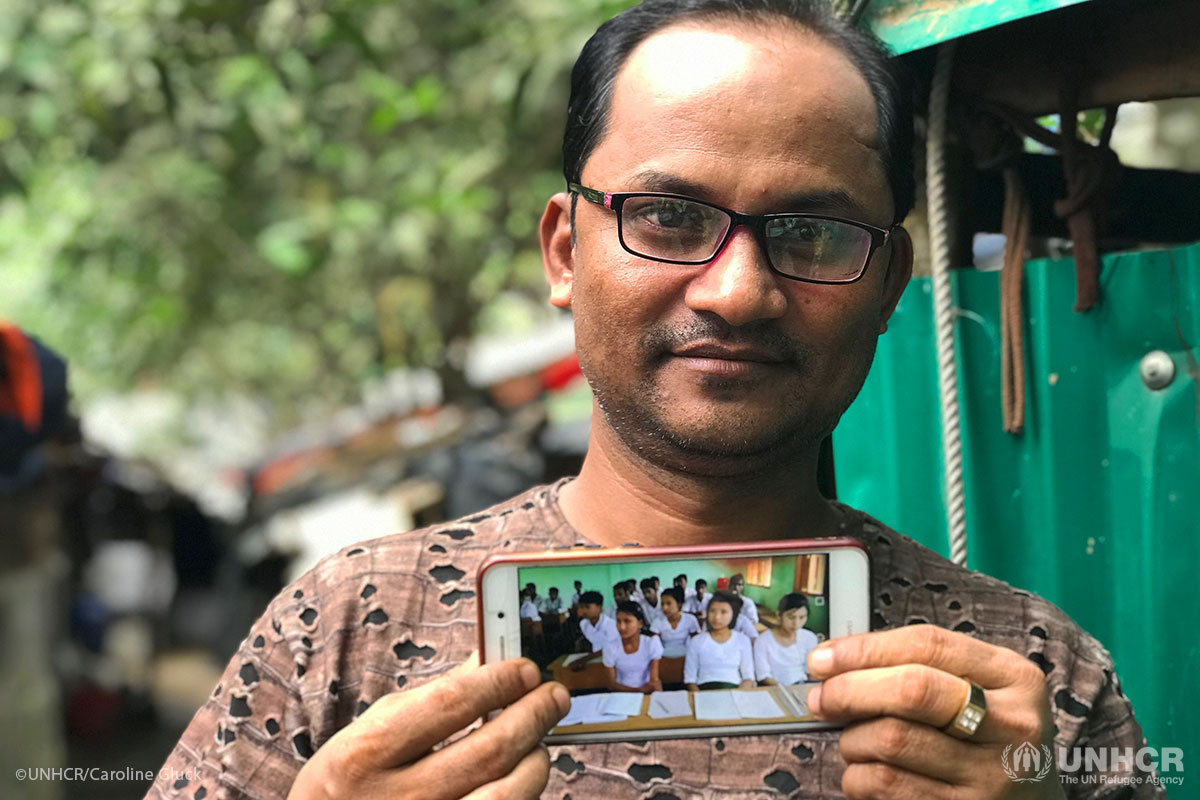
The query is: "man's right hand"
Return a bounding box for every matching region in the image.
[286,658,568,800]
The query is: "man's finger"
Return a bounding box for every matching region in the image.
[807,624,1033,689]
[351,657,542,767]
[401,681,568,799]
[459,746,552,800]
[810,664,972,729]
[838,717,984,786]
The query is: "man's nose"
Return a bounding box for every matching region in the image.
[684,226,788,326]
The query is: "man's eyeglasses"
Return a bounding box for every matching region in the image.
[568,183,894,285]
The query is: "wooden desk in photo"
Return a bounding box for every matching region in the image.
[551,656,687,692]
[550,684,818,736]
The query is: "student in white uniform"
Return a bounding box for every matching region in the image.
[575,590,620,660]
[754,593,820,686]
[519,589,541,621]
[673,574,697,605]
[604,582,630,619]
[602,601,663,693]
[569,580,583,609]
[683,590,754,690]
[538,586,564,617]
[637,577,666,627]
[729,573,759,627]
[692,579,712,625]
[651,587,700,657]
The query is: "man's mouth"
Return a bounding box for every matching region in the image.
[669,341,788,376]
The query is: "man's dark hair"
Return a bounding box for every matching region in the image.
[563,0,914,223]
[549,587,559,594]
[695,578,708,589]
[674,573,687,584]
[778,592,809,613]
[580,590,604,605]
[614,582,628,594]
[707,589,743,626]
[640,577,656,590]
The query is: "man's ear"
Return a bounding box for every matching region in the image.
[878,225,914,334]
[540,192,575,309]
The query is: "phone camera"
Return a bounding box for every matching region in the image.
[497,611,505,619]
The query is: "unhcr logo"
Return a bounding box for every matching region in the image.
[1002,742,1054,783]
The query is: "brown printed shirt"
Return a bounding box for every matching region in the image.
[145,479,1164,799]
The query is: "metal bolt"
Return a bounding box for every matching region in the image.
[1139,350,1175,390]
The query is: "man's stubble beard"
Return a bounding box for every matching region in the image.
[583,342,879,480]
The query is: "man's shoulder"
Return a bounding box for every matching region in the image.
[294,479,576,601]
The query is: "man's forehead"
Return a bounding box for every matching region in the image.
[593,19,886,214]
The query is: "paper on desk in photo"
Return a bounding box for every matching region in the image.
[693,690,743,720]
[556,693,633,726]
[562,653,590,666]
[601,692,644,717]
[648,690,693,719]
[731,690,786,719]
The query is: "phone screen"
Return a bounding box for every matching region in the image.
[505,549,849,742]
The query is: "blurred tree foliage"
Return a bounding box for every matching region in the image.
[1,0,631,424]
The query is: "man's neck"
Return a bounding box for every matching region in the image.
[559,419,843,548]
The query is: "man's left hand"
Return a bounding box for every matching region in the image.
[808,624,1065,799]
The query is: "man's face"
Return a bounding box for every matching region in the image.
[548,21,909,475]
[614,587,629,604]
[730,578,744,596]
[643,587,658,607]
[580,602,601,622]
[549,589,559,599]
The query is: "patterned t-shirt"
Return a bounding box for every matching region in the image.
[144,479,1163,799]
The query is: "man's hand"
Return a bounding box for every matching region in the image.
[807,625,1065,800]
[287,657,568,800]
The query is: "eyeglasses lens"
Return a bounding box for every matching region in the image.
[764,217,872,282]
[620,197,730,263]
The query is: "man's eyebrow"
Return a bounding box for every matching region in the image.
[629,169,869,217]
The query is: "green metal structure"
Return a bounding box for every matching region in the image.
[834,0,1200,771]
[835,244,1200,758]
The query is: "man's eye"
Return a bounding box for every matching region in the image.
[638,201,706,228]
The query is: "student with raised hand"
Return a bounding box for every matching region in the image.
[602,601,664,693]
[754,593,820,686]
[683,590,754,691]
[651,586,700,658]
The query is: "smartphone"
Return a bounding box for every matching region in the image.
[477,537,869,744]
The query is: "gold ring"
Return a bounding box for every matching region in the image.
[944,680,987,737]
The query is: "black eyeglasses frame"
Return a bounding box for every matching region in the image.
[568,182,895,285]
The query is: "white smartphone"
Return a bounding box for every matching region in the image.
[477,537,869,744]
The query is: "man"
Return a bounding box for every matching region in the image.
[674,573,697,604]
[604,581,629,619]
[637,577,666,626]
[519,588,542,621]
[728,572,760,627]
[146,1,1159,798]
[577,591,620,654]
[538,586,565,617]
[569,579,584,609]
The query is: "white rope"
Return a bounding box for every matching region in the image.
[926,41,968,567]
